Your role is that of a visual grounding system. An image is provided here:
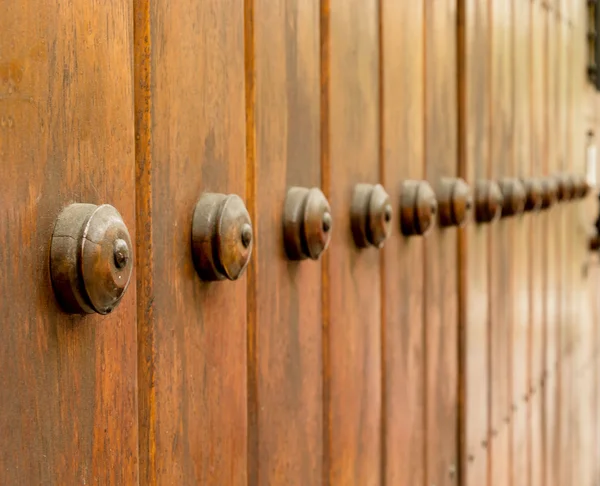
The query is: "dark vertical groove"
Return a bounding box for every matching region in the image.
[320,1,331,484]
[133,0,155,482]
[244,0,258,483]
[377,0,386,484]
[456,0,467,484]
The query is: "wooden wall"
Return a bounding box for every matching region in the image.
[1,0,599,485]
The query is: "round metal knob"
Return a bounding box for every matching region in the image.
[522,178,543,212]
[540,177,558,210]
[436,177,473,227]
[555,173,575,202]
[474,179,503,224]
[350,183,392,249]
[283,187,332,260]
[399,180,438,236]
[191,193,253,281]
[573,175,590,199]
[50,203,133,315]
[498,178,526,217]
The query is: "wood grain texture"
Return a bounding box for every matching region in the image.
[248,1,323,484]
[323,1,381,484]
[511,1,531,484]
[529,2,546,485]
[489,0,513,484]
[381,2,425,485]
[543,5,562,486]
[135,0,248,483]
[424,1,459,485]
[0,0,138,483]
[458,0,491,484]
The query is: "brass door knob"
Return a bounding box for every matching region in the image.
[50,203,133,315]
[350,183,392,248]
[436,178,473,227]
[522,178,543,212]
[191,193,253,281]
[474,180,503,223]
[399,180,438,236]
[283,187,332,260]
[540,177,558,210]
[498,178,526,217]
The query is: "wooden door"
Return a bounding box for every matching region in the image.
[0,0,138,484]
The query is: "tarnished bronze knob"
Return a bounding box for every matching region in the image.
[573,175,590,199]
[474,180,503,224]
[498,178,526,217]
[283,187,332,260]
[522,178,543,212]
[399,180,438,236]
[350,183,392,248]
[555,173,575,202]
[50,203,133,315]
[540,177,558,210]
[435,177,473,227]
[191,193,253,281]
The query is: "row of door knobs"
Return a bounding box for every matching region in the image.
[49,173,589,316]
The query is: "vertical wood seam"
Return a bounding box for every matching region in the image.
[134,0,156,482]
[320,1,331,484]
[377,0,387,483]
[244,0,258,483]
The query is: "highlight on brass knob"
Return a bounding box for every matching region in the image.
[50,203,133,315]
[540,177,558,210]
[474,180,503,224]
[399,180,438,236]
[191,193,253,281]
[435,177,473,227]
[555,173,575,202]
[283,187,332,260]
[350,183,392,248]
[498,178,526,217]
[522,178,543,212]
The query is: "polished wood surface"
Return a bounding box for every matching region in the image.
[381,2,425,485]
[1,1,599,484]
[135,0,248,483]
[0,0,138,483]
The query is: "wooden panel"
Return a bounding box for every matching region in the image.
[424,1,459,485]
[0,0,138,483]
[134,0,248,483]
[323,1,381,484]
[511,0,532,485]
[489,0,513,484]
[543,4,561,486]
[529,2,546,485]
[459,0,491,485]
[248,1,323,484]
[381,2,425,486]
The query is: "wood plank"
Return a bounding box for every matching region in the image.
[134,0,248,483]
[0,0,138,483]
[511,0,532,485]
[543,4,562,486]
[248,1,323,484]
[323,1,382,484]
[381,2,425,485]
[458,0,491,484]
[424,1,459,484]
[529,2,547,485]
[489,0,514,484]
